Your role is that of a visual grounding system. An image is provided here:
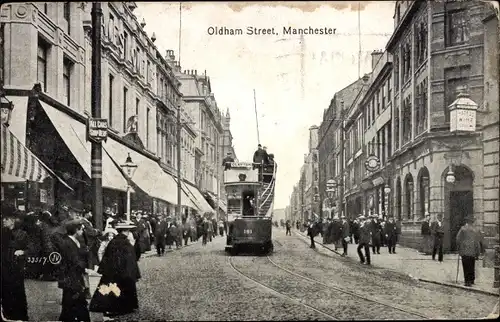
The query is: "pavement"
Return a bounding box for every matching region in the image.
[24,237,204,322]
[294,229,499,296]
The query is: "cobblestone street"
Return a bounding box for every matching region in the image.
[27,228,498,321]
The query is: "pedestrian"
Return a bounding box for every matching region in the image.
[155,216,168,256]
[202,217,209,245]
[183,219,191,246]
[456,217,482,287]
[222,152,235,170]
[1,209,29,321]
[385,217,397,254]
[307,220,316,249]
[219,220,225,236]
[21,213,45,279]
[97,228,118,263]
[431,214,445,262]
[252,144,269,179]
[81,210,101,272]
[89,221,141,317]
[352,217,360,244]
[331,216,341,250]
[379,216,386,247]
[340,216,350,256]
[357,216,371,265]
[420,213,432,254]
[370,214,382,254]
[190,219,197,243]
[286,220,292,236]
[211,217,218,239]
[57,219,91,322]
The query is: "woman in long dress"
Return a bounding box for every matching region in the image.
[89,222,141,317]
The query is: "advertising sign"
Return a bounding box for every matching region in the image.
[450,108,476,132]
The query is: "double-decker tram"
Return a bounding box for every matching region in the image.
[224,161,277,255]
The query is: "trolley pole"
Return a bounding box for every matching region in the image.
[91,2,103,231]
[176,101,182,222]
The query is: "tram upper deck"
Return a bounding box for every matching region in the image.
[223,161,276,219]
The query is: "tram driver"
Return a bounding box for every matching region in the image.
[222,152,235,170]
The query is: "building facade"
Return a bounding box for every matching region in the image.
[383,0,498,264]
[1,2,216,219]
[317,76,369,220]
[176,69,227,216]
[303,126,319,220]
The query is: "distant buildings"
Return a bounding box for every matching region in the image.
[288,0,499,266]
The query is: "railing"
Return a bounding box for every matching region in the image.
[259,161,277,216]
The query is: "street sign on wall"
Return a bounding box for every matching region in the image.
[86,118,108,143]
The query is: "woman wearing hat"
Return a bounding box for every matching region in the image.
[97,228,118,263]
[90,221,141,317]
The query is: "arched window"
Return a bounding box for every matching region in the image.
[396,178,402,221]
[418,167,430,220]
[405,174,414,220]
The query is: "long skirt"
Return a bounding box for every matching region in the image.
[1,273,29,321]
[89,277,139,315]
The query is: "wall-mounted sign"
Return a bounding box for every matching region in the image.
[86,118,108,143]
[450,109,476,132]
[365,154,381,172]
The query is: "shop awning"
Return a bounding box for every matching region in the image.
[39,102,129,192]
[5,96,29,145]
[205,190,227,213]
[102,138,196,209]
[1,124,72,190]
[180,181,214,214]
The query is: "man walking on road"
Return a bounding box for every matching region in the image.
[340,216,350,256]
[420,213,432,254]
[286,220,291,236]
[357,216,371,266]
[385,217,398,254]
[456,217,482,287]
[307,220,316,249]
[431,214,445,262]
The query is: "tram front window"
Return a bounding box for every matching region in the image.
[242,191,255,216]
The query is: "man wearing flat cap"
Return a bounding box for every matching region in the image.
[357,215,371,265]
[252,144,269,178]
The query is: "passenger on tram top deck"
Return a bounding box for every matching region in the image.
[253,144,269,168]
[222,152,235,170]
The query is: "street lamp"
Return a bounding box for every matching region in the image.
[121,153,137,222]
[446,166,456,184]
[0,94,14,126]
[326,179,337,218]
[383,184,391,220]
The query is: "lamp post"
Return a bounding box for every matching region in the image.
[0,93,14,126]
[121,153,137,223]
[383,184,391,220]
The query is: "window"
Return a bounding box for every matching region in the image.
[394,102,400,150]
[416,21,428,66]
[402,96,412,144]
[147,61,151,83]
[446,10,470,47]
[63,57,73,106]
[135,98,140,116]
[109,74,114,128]
[109,14,115,41]
[402,41,411,83]
[63,2,70,35]
[381,84,386,111]
[146,108,150,149]
[377,91,381,115]
[44,3,48,14]
[421,78,428,131]
[387,120,392,158]
[445,67,470,122]
[387,76,392,102]
[123,87,128,132]
[123,31,128,60]
[394,52,399,91]
[371,97,375,124]
[381,127,386,165]
[37,38,48,91]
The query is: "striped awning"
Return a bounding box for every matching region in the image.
[1,124,72,190]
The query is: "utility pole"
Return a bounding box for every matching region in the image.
[91,2,103,231]
[176,101,182,222]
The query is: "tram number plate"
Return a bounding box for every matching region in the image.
[244,229,253,235]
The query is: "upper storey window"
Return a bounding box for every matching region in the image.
[445,8,470,47]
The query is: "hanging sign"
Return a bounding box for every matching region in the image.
[86,118,108,143]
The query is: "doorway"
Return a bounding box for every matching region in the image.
[449,190,473,251]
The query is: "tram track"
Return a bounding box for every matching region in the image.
[227,240,433,320]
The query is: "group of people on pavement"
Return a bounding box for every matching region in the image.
[1,199,228,322]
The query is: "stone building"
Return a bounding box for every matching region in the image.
[218,108,237,207]
[317,76,369,219]
[0,2,213,218]
[303,125,319,220]
[176,69,227,217]
[383,0,498,263]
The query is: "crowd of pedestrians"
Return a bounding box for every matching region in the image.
[1,199,227,322]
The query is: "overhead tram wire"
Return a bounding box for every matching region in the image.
[254,89,260,145]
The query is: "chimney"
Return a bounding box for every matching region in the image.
[371,50,383,71]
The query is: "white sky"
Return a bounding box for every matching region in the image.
[135,1,395,209]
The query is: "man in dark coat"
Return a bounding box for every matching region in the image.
[356,216,371,265]
[253,144,269,179]
[420,213,432,255]
[222,152,235,170]
[307,220,316,249]
[340,216,350,256]
[1,211,29,321]
[431,214,445,262]
[58,220,91,322]
[90,222,141,316]
[331,217,342,250]
[385,217,398,254]
[456,217,482,287]
[155,216,168,256]
[370,214,382,254]
[352,217,360,244]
